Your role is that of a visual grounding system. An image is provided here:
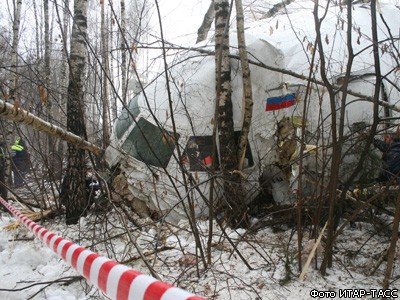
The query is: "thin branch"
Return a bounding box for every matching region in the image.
[0,276,82,292]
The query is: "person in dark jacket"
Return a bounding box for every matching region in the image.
[373,133,400,182]
[11,137,30,187]
[0,140,6,199]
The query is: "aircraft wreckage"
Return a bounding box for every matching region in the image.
[105,1,400,222]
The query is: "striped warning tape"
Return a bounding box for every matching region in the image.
[0,197,206,300]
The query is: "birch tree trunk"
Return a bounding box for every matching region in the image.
[101,0,110,147]
[109,10,117,123]
[235,0,253,171]
[196,0,215,44]
[4,0,23,194]
[32,0,41,59]
[120,0,127,107]
[214,0,245,227]
[44,0,54,157]
[63,0,89,225]
[9,0,22,104]
[55,0,70,157]
[44,0,50,105]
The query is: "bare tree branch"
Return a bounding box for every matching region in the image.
[0,99,103,157]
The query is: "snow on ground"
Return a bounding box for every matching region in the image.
[1,198,399,299]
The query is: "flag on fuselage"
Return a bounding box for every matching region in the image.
[265,93,296,111]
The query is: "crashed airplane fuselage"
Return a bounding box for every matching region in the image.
[105,2,400,222]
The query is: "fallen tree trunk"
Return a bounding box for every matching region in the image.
[0,99,104,157]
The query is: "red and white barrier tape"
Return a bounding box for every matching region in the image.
[0,197,206,300]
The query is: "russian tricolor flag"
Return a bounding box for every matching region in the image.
[265,93,296,111]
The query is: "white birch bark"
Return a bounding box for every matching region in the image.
[196,0,215,44]
[215,0,236,171]
[9,0,22,104]
[235,0,253,171]
[101,0,110,146]
[44,0,53,155]
[5,0,22,193]
[214,0,246,227]
[32,0,41,59]
[64,0,90,224]
[120,0,127,106]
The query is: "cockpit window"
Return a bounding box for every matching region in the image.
[183,132,254,172]
[183,136,219,172]
[115,96,140,139]
[122,118,178,168]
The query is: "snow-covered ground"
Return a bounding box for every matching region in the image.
[1,198,399,299]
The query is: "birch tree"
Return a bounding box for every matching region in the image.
[196,0,214,44]
[32,0,41,59]
[3,0,22,195]
[62,0,89,225]
[235,0,253,171]
[214,0,245,227]
[54,0,70,158]
[9,0,22,105]
[120,0,127,106]
[43,0,55,159]
[100,0,110,147]
[43,0,50,107]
